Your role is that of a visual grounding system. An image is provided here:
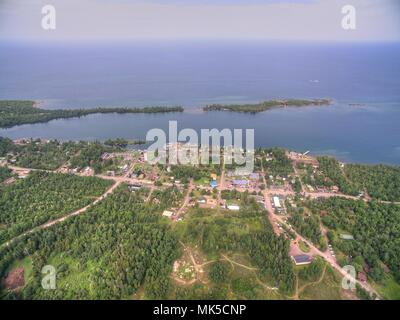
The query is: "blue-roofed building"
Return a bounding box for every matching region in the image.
[210,180,218,188]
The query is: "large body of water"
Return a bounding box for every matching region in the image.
[0,41,399,164]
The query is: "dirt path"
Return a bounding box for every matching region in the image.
[297,264,328,298]
[221,254,258,271]
[145,186,155,203]
[1,180,120,249]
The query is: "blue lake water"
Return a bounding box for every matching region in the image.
[0,41,399,164]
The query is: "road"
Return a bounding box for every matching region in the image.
[1,180,120,249]
[217,161,226,207]
[260,159,380,299]
[177,179,194,216]
[0,162,392,297]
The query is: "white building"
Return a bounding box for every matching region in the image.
[273,196,281,208]
[227,205,240,211]
[162,210,174,218]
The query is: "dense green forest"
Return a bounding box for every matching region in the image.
[0,167,12,183]
[344,164,400,201]
[0,138,120,171]
[316,156,360,195]
[306,197,400,283]
[203,99,331,113]
[316,156,400,201]
[69,142,119,173]
[0,171,112,244]
[0,100,183,128]
[262,148,294,177]
[288,213,326,250]
[0,185,182,299]
[0,137,16,157]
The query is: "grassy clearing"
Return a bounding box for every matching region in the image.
[299,266,342,300]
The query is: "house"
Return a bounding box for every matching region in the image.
[339,234,354,240]
[197,197,206,204]
[162,210,174,218]
[232,179,248,187]
[128,184,142,191]
[206,197,217,206]
[210,180,218,189]
[249,173,259,180]
[331,185,340,193]
[273,196,281,208]
[227,204,240,211]
[291,254,313,266]
[210,173,217,180]
[82,167,94,176]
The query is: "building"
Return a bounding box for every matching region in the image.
[339,234,354,240]
[291,254,313,266]
[331,185,340,193]
[273,196,281,208]
[227,204,240,211]
[107,170,115,177]
[197,197,206,204]
[128,184,142,191]
[210,173,217,180]
[210,180,218,189]
[232,179,248,187]
[249,173,259,180]
[162,210,174,218]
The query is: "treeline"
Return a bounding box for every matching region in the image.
[0,167,12,183]
[317,157,360,195]
[317,156,400,201]
[307,197,400,283]
[104,138,145,148]
[288,213,327,250]
[203,99,331,113]
[298,257,325,281]
[167,165,219,184]
[0,100,183,128]
[0,171,112,244]
[0,185,181,299]
[345,164,400,201]
[263,148,294,177]
[69,142,118,173]
[0,138,120,172]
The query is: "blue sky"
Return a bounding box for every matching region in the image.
[1,0,399,42]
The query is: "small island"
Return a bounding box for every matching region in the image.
[0,100,184,128]
[203,99,332,113]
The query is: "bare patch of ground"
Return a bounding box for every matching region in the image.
[2,267,24,291]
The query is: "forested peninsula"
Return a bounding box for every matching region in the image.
[0,100,184,128]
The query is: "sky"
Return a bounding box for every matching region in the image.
[0,0,399,42]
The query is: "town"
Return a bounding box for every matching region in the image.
[1,137,399,300]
